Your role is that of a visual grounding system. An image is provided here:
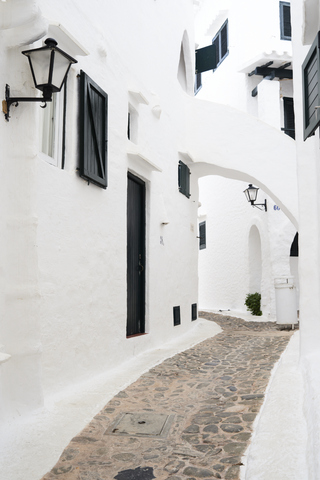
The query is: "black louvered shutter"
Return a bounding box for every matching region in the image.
[282,4,291,38]
[195,44,216,74]
[283,97,295,139]
[280,3,291,40]
[79,70,108,188]
[199,221,206,250]
[178,160,191,198]
[220,22,228,59]
[302,32,320,140]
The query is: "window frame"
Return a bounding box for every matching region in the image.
[40,83,65,168]
[212,19,229,70]
[194,72,202,95]
[280,2,292,41]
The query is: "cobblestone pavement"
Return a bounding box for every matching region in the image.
[41,313,294,480]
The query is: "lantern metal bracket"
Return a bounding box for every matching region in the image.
[3,84,52,121]
[249,199,267,212]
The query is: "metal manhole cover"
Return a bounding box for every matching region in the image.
[105,412,174,438]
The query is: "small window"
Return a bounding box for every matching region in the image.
[127,104,138,143]
[290,232,299,257]
[79,71,108,189]
[173,306,181,326]
[283,97,295,139]
[40,84,65,168]
[191,303,197,321]
[195,72,202,95]
[199,221,206,250]
[178,160,191,198]
[280,2,291,40]
[212,20,228,70]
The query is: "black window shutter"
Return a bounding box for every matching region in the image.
[79,70,108,188]
[302,32,320,140]
[283,97,295,139]
[199,221,206,250]
[220,22,228,59]
[195,44,217,74]
[282,4,291,38]
[178,160,191,198]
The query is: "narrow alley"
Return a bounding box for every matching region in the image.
[39,313,294,480]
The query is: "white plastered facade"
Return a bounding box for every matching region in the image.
[2,0,319,477]
[195,0,298,319]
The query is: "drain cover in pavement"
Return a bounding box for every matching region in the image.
[106,412,174,438]
[114,466,155,480]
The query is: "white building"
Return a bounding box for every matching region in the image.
[0,0,202,422]
[2,0,320,478]
[195,0,298,319]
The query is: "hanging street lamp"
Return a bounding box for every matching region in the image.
[3,38,77,121]
[243,184,267,211]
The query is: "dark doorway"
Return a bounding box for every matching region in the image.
[127,172,146,336]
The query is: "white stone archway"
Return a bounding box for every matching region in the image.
[183,96,298,229]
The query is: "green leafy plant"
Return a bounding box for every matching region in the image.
[245,292,262,316]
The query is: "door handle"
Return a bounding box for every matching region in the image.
[138,254,144,274]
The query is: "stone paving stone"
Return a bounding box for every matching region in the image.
[40,312,293,480]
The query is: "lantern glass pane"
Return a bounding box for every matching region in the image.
[51,51,72,91]
[27,49,52,88]
[244,185,259,202]
[248,187,258,202]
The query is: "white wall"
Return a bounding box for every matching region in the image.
[291,0,320,477]
[0,0,201,418]
[198,175,295,318]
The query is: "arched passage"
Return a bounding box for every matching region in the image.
[183,96,298,229]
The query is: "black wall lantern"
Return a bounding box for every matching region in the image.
[3,38,77,121]
[243,184,267,211]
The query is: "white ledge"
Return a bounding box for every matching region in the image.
[127,151,162,172]
[128,90,149,105]
[0,352,11,364]
[179,151,195,165]
[238,51,292,74]
[48,23,89,56]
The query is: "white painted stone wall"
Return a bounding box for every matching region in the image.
[291,0,320,477]
[0,0,201,419]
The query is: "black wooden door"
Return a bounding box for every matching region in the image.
[127,172,145,336]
